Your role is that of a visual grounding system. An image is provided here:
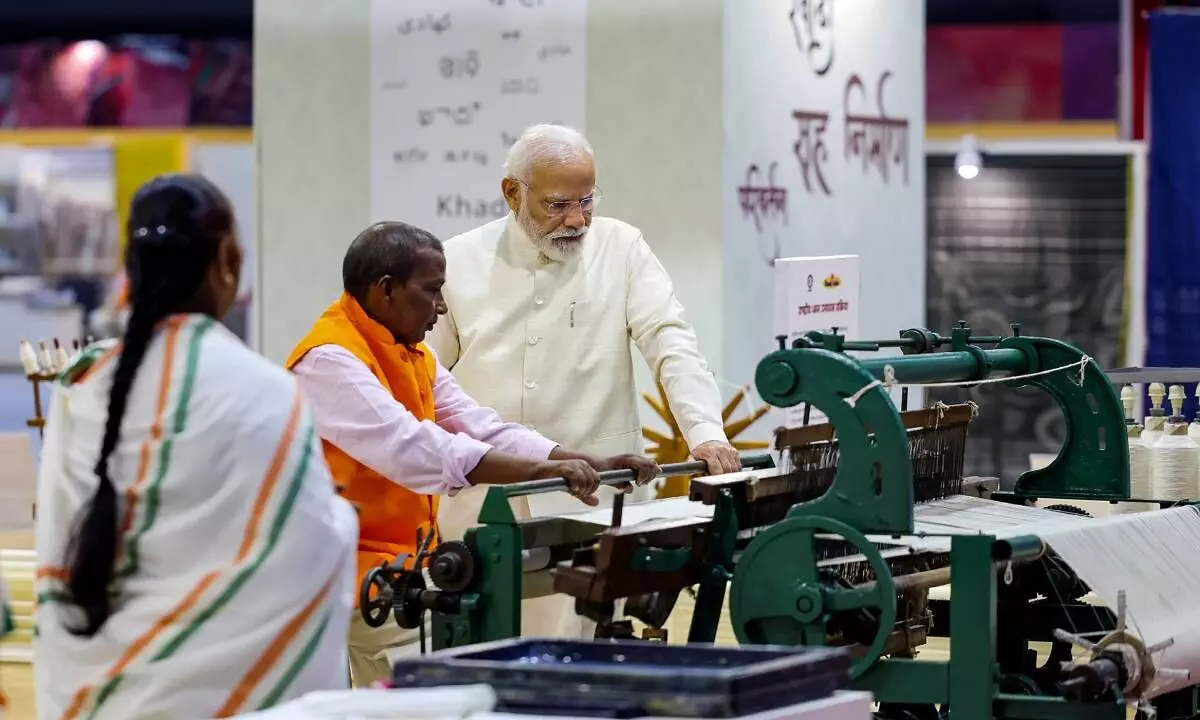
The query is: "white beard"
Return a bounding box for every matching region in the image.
[518,208,587,263]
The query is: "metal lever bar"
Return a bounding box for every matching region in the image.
[502,452,775,498]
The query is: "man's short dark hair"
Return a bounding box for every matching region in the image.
[342,221,443,302]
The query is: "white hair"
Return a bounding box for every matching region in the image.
[504,124,594,182]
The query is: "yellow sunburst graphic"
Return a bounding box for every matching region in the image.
[642,382,771,498]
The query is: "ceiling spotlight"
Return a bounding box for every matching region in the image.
[955,134,982,180]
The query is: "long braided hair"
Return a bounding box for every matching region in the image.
[63,174,234,637]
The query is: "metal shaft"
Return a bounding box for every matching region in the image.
[894,566,951,593]
[856,534,1045,595]
[854,348,1029,385]
[502,452,774,498]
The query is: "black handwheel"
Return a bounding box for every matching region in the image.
[359,565,393,628]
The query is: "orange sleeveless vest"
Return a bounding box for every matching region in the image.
[285,293,439,599]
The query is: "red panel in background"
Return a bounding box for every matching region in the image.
[927,26,1065,123]
[1132,0,1165,139]
[8,42,101,127]
[112,48,191,127]
[0,37,251,128]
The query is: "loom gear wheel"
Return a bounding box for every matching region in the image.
[429,540,478,593]
[729,515,896,680]
[359,564,394,628]
[393,571,428,630]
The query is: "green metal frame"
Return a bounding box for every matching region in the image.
[419,325,1166,718]
[740,325,1142,718]
[428,489,522,650]
[686,488,739,643]
[854,535,1127,720]
[756,324,1129,503]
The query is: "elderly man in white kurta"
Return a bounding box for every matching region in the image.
[426,123,740,638]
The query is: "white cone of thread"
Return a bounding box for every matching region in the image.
[36,340,52,372]
[17,339,40,375]
[1120,385,1154,513]
[52,340,69,372]
[1144,416,1167,451]
[1151,426,1200,501]
[1121,434,1155,514]
[1128,435,1152,500]
[1190,423,1200,483]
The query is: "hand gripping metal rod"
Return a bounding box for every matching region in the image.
[502,452,775,498]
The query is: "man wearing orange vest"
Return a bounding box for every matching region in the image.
[287,221,657,687]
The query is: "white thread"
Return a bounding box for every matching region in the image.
[932,400,949,428]
[877,355,1093,390]
[844,355,1093,407]
[1150,431,1199,501]
[845,379,883,408]
[1190,423,1200,482]
[882,364,897,386]
[1038,507,1200,699]
[712,374,769,419]
[1126,437,1153,510]
[1143,417,1165,451]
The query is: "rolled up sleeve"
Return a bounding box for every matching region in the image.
[292,345,489,495]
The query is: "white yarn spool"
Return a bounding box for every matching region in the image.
[1144,416,1167,451]
[1151,428,1200,501]
[1128,437,1152,499]
[1190,423,1200,483]
[1118,437,1156,514]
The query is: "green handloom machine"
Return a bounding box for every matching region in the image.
[360,323,1200,720]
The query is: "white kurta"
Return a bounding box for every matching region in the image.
[428,214,728,530]
[34,315,358,720]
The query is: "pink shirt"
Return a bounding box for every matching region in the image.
[292,345,559,495]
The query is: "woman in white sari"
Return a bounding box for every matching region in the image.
[34,175,359,720]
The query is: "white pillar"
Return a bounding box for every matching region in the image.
[255,0,372,362]
[583,0,726,387]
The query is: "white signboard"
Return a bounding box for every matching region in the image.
[774,254,861,426]
[369,0,589,240]
[722,0,926,441]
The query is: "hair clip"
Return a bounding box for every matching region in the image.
[133,226,170,240]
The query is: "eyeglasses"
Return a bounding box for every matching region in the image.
[518,181,603,218]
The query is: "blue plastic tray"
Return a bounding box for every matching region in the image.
[391,638,850,718]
